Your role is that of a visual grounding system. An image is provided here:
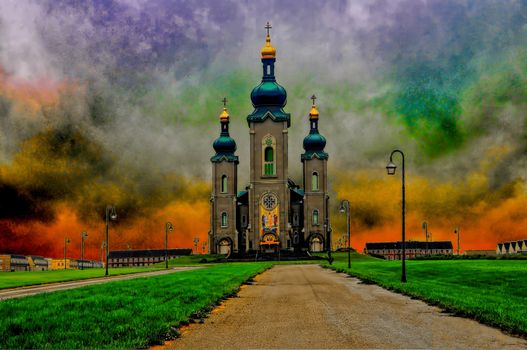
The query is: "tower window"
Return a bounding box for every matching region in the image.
[267,65,271,75]
[221,212,228,227]
[221,175,227,193]
[262,135,276,176]
[264,147,275,175]
[312,209,319,225]
[312,172,319,191]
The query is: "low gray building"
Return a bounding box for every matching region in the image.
[108,248,192,267]
[364,241,453,260]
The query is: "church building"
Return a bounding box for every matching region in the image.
[209,24,329,255]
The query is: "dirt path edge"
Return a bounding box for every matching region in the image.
[151,264,274,348]
[321,263,527,340]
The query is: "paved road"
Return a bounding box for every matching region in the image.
[0,267,200,300]
[168,265,526,350]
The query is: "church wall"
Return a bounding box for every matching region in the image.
[249,118,290,249]
[303,158,328,249]
[212,160,238,253]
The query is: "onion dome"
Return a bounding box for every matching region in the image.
[261,34,276,59]
[303,130,327,152]
[302,95,328,161]
[219,107,229,122]
[212,98,239,163]
[250,81,287,107]
[213,133,236,154]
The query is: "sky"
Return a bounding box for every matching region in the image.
[0,0,526,259]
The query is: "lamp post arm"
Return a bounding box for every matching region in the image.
[390,149,406,282]
[105,206,109,277]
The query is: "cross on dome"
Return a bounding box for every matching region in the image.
[265,22,272,36]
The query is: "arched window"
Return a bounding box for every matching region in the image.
[221,212,228,227]
[221,175,227,193]
[312,209,319,225]
[312,172,319,191]
[264,147,274,175]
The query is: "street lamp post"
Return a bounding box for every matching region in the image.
[386,149,407,283]
[105,205,117,276]
[422,221,429,255]
[454,227,461,255]
[165,222,174,269]
[339,199,351,269]
[81,231,88,270]
[64,237,70,270]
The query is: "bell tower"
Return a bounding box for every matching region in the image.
[210,98,239,254]
[301,95,329,252]
[247,23,291,251]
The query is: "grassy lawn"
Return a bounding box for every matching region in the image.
[0,267,163,290]
[0,254,223,290]
[322,252,527,337]
[0,262,271,349]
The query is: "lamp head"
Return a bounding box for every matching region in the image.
[109,206,117,220]
[386,161,397,175]
[339,200,348,213]
[167,222,174,232]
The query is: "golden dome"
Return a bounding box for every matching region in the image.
[219,107,229,121]
[309,104,319,120]
[261,34,276,58]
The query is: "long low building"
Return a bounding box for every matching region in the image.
[0,255,30,272]
[108,248,192,267]
[497,239,527,254]
[364,241,453,260]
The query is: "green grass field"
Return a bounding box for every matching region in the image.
[0,262,271,349]
[0,255,223,290]
[0,267,162,290]
[322,252,527,336]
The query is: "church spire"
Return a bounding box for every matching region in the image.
[248,22,290,127]
[302,95,328,161]
[261,21,276,59]
[212,97,238,163]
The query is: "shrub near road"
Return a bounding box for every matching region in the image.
[0,262,271,349]
[323,252,527,337]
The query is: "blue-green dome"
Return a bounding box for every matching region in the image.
[303,131,326,152]
[213,135,236,154]
[251,81,287,107]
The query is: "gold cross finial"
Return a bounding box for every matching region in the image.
[221,97,228,108]
[311,94,317,105]
[265,22,272,36]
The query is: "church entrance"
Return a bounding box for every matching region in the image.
[218,238,232,255]
[309,235,324,252]
[260,233,280,253]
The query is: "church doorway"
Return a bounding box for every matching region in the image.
[260,233,280,253]
[218,238,232,255]
[309,234,324,252]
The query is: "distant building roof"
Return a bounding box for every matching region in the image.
[365,241,453,250]
[108,248,192,259]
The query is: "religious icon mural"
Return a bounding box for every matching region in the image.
[260,192,280,239]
